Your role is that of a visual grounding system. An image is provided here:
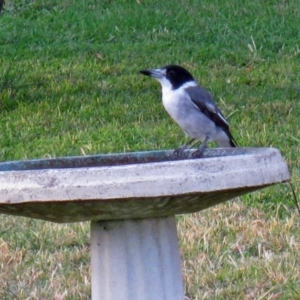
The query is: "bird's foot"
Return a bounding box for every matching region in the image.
[191,149,205,158]
[191,139,208,158]
[173,145,187,158]
[191,144,207,158]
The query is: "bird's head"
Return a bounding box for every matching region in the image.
[140,65,195,90]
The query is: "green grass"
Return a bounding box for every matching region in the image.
[0,0,300,298]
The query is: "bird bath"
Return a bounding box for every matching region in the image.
[0,147,290,300]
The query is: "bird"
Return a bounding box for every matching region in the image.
[139,64,237,158]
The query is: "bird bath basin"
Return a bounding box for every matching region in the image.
[0,147,290,300]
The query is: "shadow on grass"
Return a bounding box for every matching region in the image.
[0,66,100,112]
[0,68,47,111]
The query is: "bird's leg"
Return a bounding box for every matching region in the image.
[192,136,209,158]
[173,138,195,158]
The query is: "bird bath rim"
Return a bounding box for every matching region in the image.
[0,147,279,171]
[0,147,290,223]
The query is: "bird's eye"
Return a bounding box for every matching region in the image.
[167,70,176,77]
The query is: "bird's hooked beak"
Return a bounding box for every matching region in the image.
[139,68,166,79]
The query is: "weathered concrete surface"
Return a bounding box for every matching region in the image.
[0,148,290,223]
[91,216,184,300]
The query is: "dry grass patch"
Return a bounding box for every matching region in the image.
[0,199,299,299]
[178,199,300,299]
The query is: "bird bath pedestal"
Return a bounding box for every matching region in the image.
[0,148,290,300]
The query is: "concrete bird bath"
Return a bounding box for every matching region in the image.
[0,148,290,300]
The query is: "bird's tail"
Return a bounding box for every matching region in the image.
[228,132,238,147]
[229,138,237,147]
[217,130,237,147]
[216,129,237,147]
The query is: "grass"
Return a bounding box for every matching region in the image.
[0,0,300,298]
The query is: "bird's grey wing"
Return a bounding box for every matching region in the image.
[185,86,229,130]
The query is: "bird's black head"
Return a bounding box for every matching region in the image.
[162,65,195,89]
[139,64,195,90]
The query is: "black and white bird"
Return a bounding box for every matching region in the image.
[139,64,237,157]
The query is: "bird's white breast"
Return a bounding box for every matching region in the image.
[161,81,198,120]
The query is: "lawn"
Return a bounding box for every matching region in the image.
[0,0,300,299]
